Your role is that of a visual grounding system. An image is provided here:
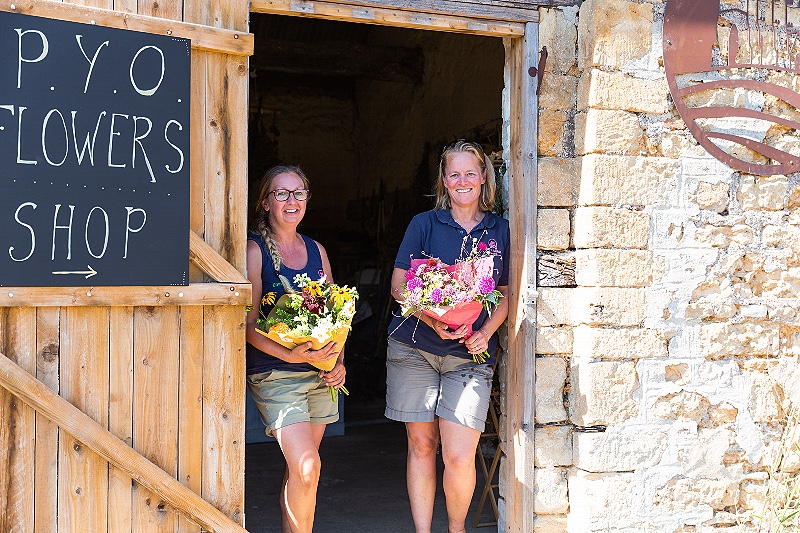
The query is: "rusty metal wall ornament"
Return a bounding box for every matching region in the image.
[664,0,800,175]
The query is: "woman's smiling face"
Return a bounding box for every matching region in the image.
[443,151,486,210]
[263,171,308,226]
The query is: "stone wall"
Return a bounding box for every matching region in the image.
[521,1,800,531]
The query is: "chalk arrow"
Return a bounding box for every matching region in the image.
[52,265,98,279]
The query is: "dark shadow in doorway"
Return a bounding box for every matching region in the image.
[244,417,497,533]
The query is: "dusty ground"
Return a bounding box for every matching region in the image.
[243,408,497,533]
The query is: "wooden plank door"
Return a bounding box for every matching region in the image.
[0,0,253,529]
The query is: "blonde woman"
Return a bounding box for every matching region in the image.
[245,165,345,533]
[387,141,509,533]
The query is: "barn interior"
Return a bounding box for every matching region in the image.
[246,12,505,423]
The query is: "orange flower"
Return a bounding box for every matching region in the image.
[269,322,290,334]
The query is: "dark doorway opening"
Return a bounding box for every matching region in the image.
[247,13,504,425]
[244,13,505,530]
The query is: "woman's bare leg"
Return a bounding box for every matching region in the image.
[274,422,327,533]
[439,418,482,533]
[405,420,441,533]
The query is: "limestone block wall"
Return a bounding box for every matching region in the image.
[525,1,800,532]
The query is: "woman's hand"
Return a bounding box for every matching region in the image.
[288,341,340,364]
[427,316,469,340]
[461,329,489,355]
[320,359,346,388]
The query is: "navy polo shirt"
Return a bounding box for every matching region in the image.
[388,209,510,364]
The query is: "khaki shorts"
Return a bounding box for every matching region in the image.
[247,369,339,436]
[385,338,493,432]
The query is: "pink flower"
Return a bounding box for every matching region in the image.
[405,269,416,281]
[407,277,423,292]
[478,276,495,294]
[478,241,488,252]
[430,288,443,304]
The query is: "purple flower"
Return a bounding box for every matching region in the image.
[430,288,443,304]
[478,276,495,294]
[407,277,423,291]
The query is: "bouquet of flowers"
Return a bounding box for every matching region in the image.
[255,273,359,400]
[398,237,503,363]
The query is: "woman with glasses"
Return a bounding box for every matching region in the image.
[387,141,509,533]
[245,165,345,533]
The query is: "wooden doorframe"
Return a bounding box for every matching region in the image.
[248,3,539,531]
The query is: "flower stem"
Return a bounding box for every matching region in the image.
[328,385,350,402]
[472,350,489,364]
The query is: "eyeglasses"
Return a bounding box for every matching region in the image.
[269,189,310,202]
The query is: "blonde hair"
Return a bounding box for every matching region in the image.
[434,140,496,212]
[252,165,311,274]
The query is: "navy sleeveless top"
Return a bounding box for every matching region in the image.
[246,232,326,375]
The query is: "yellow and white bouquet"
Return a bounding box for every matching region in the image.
[256,273,358,399]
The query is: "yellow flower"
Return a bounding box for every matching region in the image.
[261,292,276,306]
[331,287,351,308]
[305,281,322,297]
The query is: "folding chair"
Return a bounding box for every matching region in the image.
[472,385,502,527]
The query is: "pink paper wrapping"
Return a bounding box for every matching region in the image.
[420,300,484,337]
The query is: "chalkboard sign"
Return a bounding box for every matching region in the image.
[0,11,191,287]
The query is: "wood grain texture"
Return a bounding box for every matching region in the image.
[133,307,180,533]
[190,232,249,283]
[184,0,248,33]
[202,305,245,525]
[189,52,208,283]
[108,306,134,533]
[503,22,538,533]
[178,306,204,533]
[0,0,254,56]
[0,308,36,533]
[225,54,249,277]
[291,0,539,21]
[35,307,61,533]
[113,0,138,15]
[0,349,248,533]
[59,307,110,533]
[0,284,251,308]
[204,53,250,274]
[250,0,526,36]
[138,0,183,22]
[69,0,113,9]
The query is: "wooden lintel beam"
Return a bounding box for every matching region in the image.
[0,283,251,307]
[0,0,254,56]
[0,350,248,533]
[311,0,539,22]
[251,0,526,37]
[252,37,424,83]
[533,0,581,5]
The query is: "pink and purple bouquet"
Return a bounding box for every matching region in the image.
[399,237,503,363]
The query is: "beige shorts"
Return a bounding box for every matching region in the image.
[385,338,493,432]
[247,369,339,436]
